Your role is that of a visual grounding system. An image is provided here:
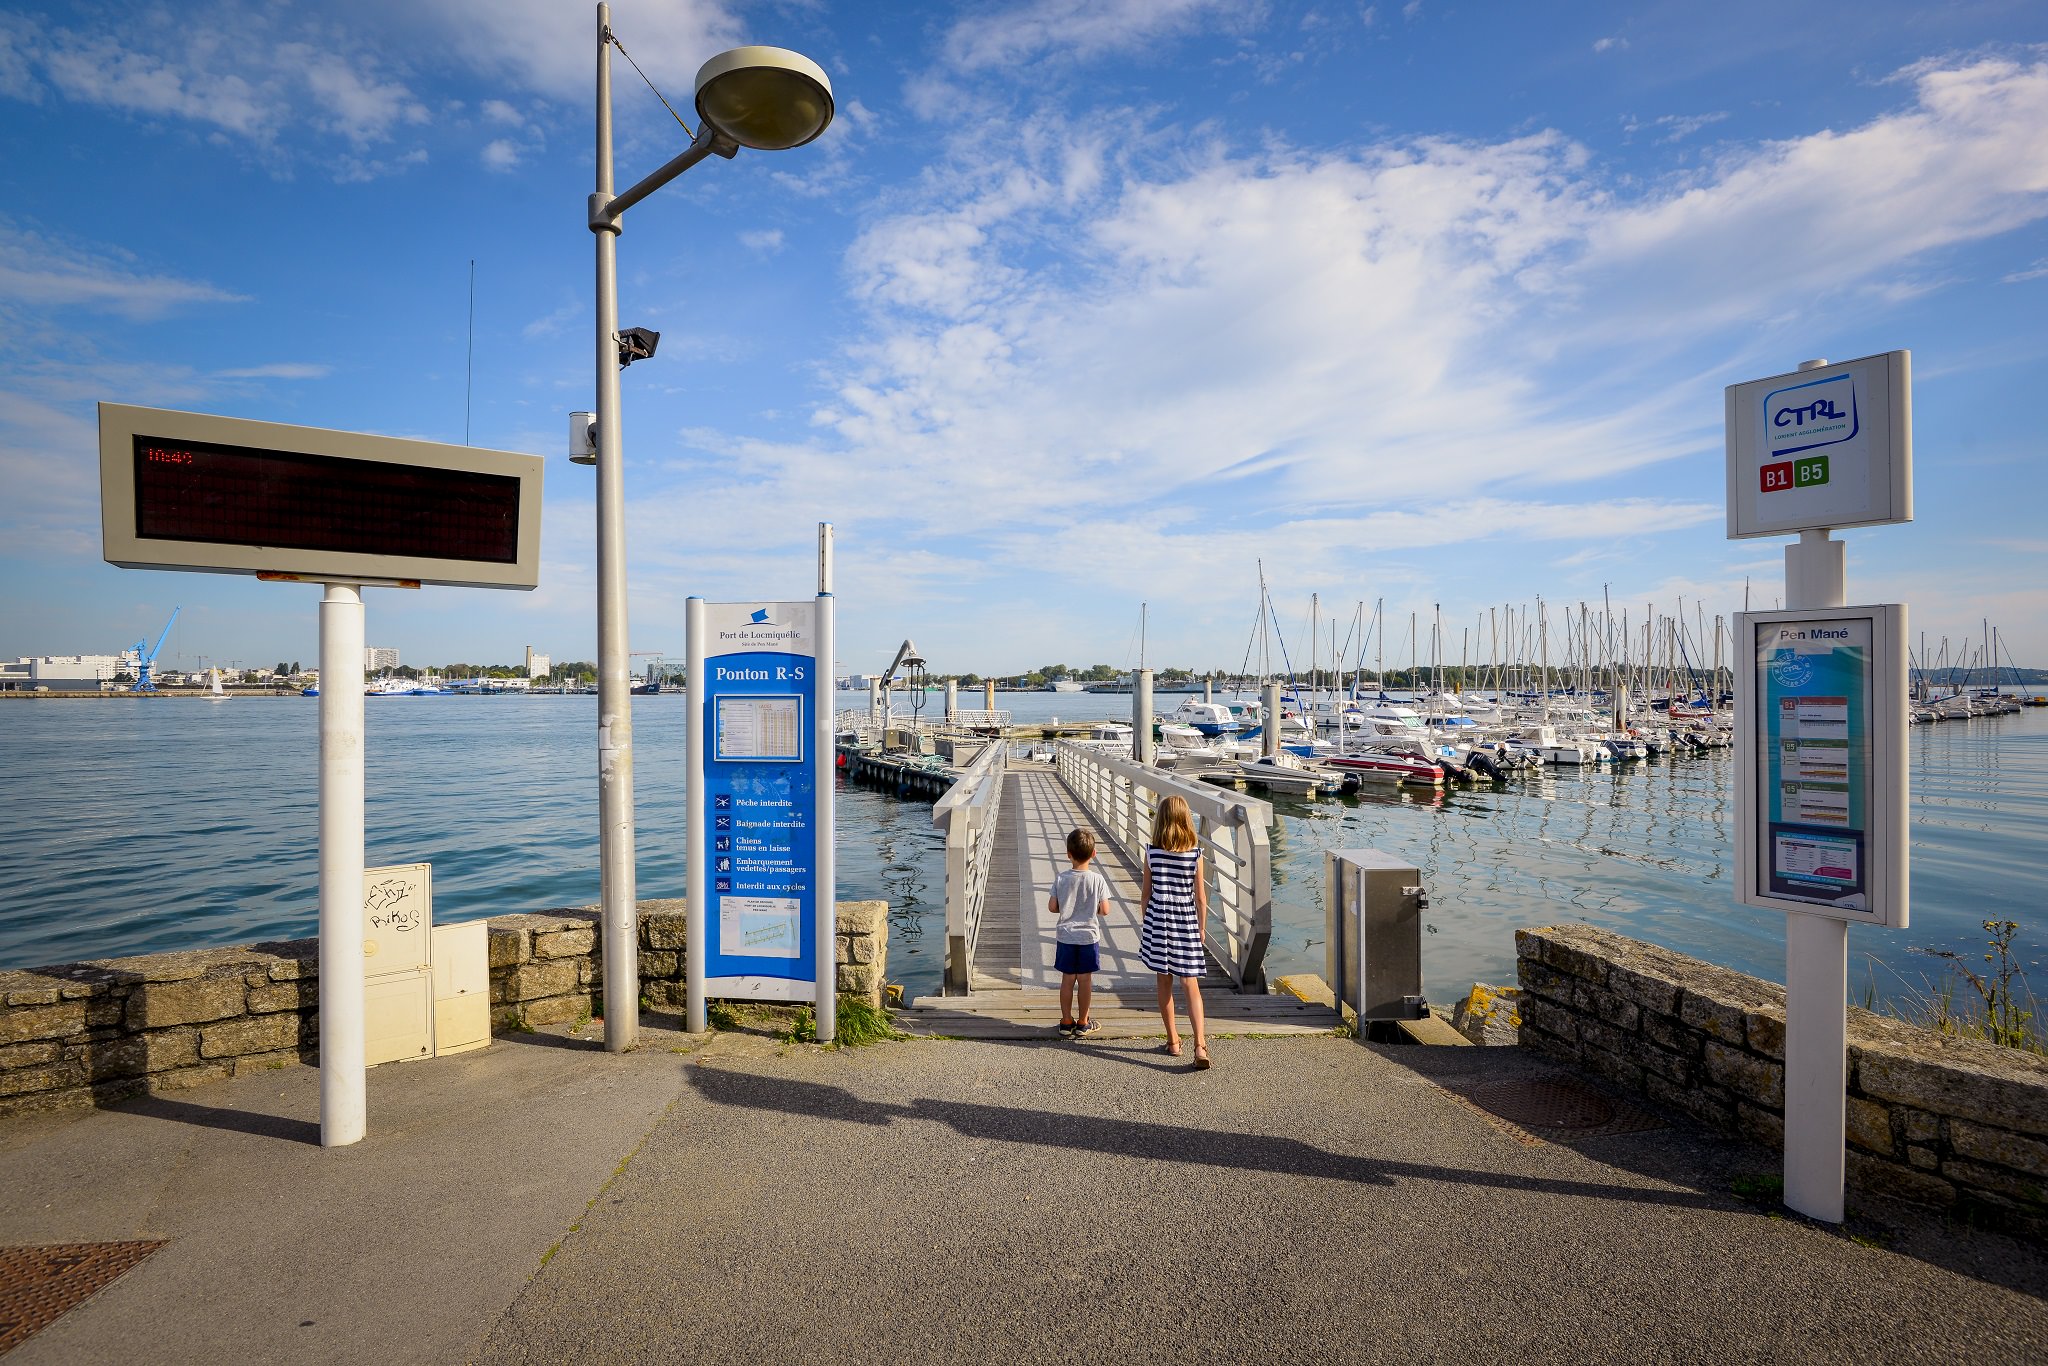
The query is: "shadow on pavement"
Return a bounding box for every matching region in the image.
[683,1058,1727,1210]
[110,1092,320,1145]
[1370,1040,2048,1300]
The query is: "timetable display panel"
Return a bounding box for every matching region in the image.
[1734,605,1907,927]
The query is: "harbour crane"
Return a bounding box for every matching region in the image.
[130,607,180,692]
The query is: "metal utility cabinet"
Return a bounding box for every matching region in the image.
[360,864,491,1065]
[1324,850,1427,1022]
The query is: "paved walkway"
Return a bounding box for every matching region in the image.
[3,1018,2045,1363]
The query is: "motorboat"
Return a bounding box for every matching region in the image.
[1232,754,1335,797]
[1321,741,1444,786]
[1166,699,1240,736]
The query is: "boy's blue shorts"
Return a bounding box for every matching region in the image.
[1054,942,1100,975]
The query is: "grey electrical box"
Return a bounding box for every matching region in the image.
[1325,849,1425,1022]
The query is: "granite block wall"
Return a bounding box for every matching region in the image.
[1518,922,2048,1234]
[0,898,889,1119]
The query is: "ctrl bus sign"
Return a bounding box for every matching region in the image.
[99,403,543,588]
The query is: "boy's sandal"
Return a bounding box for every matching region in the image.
[1074,1020,1102,1036]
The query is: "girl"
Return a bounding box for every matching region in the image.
[1139,794,1210,1068]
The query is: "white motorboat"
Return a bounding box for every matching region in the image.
[1167,698,1240,736]
[1232,754,1333,796]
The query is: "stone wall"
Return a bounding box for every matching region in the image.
[0,898,889,1119]
[1518,922,2048,1233]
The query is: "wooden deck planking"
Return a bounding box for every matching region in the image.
[916,763,1336,1035]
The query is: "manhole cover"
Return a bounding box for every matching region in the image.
[1468,1079,1616,1130]
[0,1241,165,1354]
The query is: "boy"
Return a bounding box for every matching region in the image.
[1047,827,1113,1037]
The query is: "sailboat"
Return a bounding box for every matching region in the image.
[204,667,229,702]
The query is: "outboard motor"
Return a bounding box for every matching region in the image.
[1466,749,1507,781]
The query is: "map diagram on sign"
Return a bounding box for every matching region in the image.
[720,896,801,958]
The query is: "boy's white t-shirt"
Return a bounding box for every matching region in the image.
[1051,867,1112,945]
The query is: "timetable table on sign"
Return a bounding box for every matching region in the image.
[716,695,803,761]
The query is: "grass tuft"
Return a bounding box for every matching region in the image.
[1731,1172,1783,1205]
[833,997,903,1047]
[1867,920,2046,1055]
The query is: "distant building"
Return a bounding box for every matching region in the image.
[365,646,400,672]
[525,646,550,680]
[0,654,128,692]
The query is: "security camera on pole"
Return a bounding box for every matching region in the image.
[1726,351,1913,1223]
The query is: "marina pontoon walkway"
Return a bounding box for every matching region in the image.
[906,757,1339,1039]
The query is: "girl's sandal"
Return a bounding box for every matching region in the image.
[1163,1038,1183,1057]
[1193,1045,1212,1070]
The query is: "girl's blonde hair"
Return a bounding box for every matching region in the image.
[1150,794,1197,852]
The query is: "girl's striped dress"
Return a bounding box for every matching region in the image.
[1141,846,1206,977]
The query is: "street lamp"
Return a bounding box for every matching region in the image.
[587,3,834,1051]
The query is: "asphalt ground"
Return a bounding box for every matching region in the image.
[3,1017,2045,1364]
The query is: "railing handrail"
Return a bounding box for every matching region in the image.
[1052,741,1273,990]
[931,737,1008,828]
[934,740,1010,994]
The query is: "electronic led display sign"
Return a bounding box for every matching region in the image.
[133,435,521,563]
[100,403,543,588]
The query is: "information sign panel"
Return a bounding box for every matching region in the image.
[99,403,543,588]
[1725,352,1911,539]
[1734,605,1908,927]
[691,601,822,1000]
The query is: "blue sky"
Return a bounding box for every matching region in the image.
[2,0,2045,678]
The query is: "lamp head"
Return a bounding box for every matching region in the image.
[694,45,834,151]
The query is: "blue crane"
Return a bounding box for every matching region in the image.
[131,607,180,692]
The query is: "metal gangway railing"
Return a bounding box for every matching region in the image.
[1053,741,1274,991]
[931,739,1010,994]
[941,708,1012,731]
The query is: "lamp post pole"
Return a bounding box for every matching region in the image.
[591,2,638,1051]
[585,6,833,1051]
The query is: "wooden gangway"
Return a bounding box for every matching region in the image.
[906,743,1339,1039]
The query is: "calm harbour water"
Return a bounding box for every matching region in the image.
[1,691,2041,1007]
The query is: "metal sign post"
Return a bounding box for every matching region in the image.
[96,403,542,1148]
[686,524,838,1036]
[1725,356,1912,1223]
[317,585,367,1147]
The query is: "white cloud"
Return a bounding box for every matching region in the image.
[0,223,246,319]
[1579,57,2048,336]
[481,98,525,126]
[642,53,2048,634]
[482,138,523,172]
[739,228,786,254]
[942,0,1239,70]
[1593,36,1627,53]
[3,4,440,176]
[403,0,743,103]
[2005,258,2048,283]
[213,363,332,380]
[1624,110,1728,143]
[297,48,429,146]
[522,301,582,340]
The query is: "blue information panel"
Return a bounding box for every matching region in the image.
[1734,604,1908,928]
[697,601,819,995]
[1758,617,1871,911]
